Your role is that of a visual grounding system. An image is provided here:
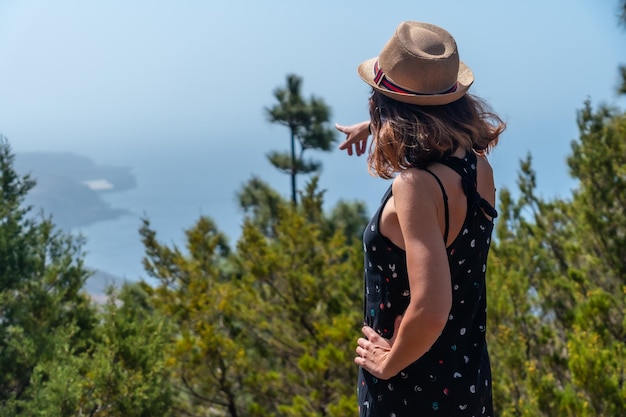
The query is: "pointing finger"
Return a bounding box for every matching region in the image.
[335,123,348,133]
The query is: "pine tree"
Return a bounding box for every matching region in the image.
[140,215,248,416]
[0,137,174,416]
[234,178,363,416]
[265,74,336,205]
[487,101,626,416]
[0,137,97,415]
[142,179,366,417]
[18,283,174,417]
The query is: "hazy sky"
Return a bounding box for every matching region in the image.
[0,0,624,198]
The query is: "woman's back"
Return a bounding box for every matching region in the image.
[339,20,505,417]
[359,151,497,416]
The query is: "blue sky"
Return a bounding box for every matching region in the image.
[0,0,624,199]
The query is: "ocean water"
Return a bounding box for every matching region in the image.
[56,109,583,286]
[73,136,389,283]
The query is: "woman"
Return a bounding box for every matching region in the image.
[336,21,505,416]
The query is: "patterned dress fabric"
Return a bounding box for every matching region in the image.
[358,151,497,417]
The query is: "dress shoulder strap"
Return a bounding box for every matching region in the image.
[439,151,478,182]
[379,184,393,204]
[439,151,498,219]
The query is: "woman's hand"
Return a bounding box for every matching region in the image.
[336,121,370,156]
[354,315,403,380]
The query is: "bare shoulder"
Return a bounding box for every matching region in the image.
[392,168,442,219]
[392,168,447,251]
[393,168,441,200]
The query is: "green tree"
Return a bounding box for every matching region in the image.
[19,284,174,417]
[326,199,370,241]
[0,137,173,416]
[235,179,362,417]
[142,179,365,417]
[238,175,285,238]
[140,215,248,416]
[237,175,369,242]
[0,137,97,415]
[265,74,336,205]
[486,7,625,414]
[487,101,626,417]
[76,284,174,416]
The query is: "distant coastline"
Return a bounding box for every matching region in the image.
[15,151,136,230]
[15,151,139,291]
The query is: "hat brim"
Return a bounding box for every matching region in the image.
[357,57,474,106]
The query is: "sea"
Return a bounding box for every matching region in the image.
[63,136,390,287]
[16,123,577,297]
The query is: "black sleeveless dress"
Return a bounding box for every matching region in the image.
[358,151,497,417]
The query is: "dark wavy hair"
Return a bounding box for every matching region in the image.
[367,90,506,179]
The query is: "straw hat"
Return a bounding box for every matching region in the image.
[358,21,473,106]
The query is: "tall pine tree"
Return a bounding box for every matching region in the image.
[265,74,336,205]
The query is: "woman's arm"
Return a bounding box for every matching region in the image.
[355,169,452,379]
[336,121,370,156]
